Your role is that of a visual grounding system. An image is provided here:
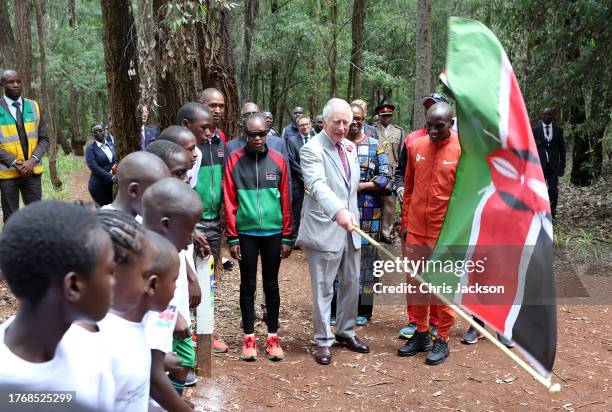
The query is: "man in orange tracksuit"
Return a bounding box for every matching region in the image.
[397,102,461,365]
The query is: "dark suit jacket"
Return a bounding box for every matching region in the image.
[287,135,306,192]
[85,141,116,186]
[532,122,565,173]
[0,96,50,167]
[142,125,160,149]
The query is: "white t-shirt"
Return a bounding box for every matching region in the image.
[0,318,115,412]
[176,247,193,328]
[100,204,143,223]
[98,313,150,412]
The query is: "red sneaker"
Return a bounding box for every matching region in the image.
[213,338,228,353]
[240,336,257,361]
[265,336,284,361]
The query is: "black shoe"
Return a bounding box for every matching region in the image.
[380,235,393,245]
[425,338,449,365]
[334,335,370,353]
[397,331,432,357]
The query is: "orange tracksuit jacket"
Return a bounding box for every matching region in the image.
[401,131,461,245]
[400,131,461,339]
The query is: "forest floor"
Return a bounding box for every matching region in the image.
[0,162,610,411]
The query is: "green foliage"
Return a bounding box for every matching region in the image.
[41,152,84,201]
[30,0,107,140]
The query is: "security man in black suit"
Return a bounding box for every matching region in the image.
[286,114,312,244]
[532,108,565,218]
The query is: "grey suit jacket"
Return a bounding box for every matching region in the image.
[296,130,361,252]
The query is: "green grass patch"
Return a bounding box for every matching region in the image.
[41,153,84,201]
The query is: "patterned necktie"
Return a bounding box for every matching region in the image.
[545,125,551,142]
[336,143,350,178]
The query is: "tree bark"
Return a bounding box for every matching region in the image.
[240,0,258,104]
[33,0,61,189]
[14,0,33,98]
[137,0,157,120]
[153,0,198,129]
[0,0,16,69]
[328,0,338,98]
[412,0,432,130]
[268,1,279,126]
[349,0,365,100]
[67,0,85,155]
[100,0,141,159]
[196,4,239,136]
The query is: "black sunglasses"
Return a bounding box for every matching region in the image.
[246,130,269,138]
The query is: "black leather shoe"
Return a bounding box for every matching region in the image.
[380,235,394,245]
[314,346,332,365]
[398,331,432,357]
[425,337,449,365]
[334,335,370,353]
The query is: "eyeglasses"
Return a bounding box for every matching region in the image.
[352,116,364,122]
[246,130,269,138]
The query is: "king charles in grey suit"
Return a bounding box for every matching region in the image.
[296,98,370,365]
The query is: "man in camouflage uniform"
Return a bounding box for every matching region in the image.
[375,103,403,244]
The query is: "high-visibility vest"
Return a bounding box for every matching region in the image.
[0,98,43,179]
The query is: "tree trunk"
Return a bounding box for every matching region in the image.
[14,0,33,98]
[100,0,141,159]
[67,0,85,155]
[154,0,198,129]
[349,0,365,101]
[412,0,432,130]
[328,0,338,98]
[69,92,83,155]
[570,97,604,186]
[33,0,61,189]
[137,0,157,120]
[0,0,16,69]
[196,4,239,136]
[267,2,279,126]
[240,0,258,104]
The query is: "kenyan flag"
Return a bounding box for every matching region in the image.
[422,17,557,378]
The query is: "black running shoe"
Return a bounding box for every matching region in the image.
[425,338,449,365]
[397,331,432,357]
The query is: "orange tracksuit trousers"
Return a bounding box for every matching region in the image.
[405,233,455,340]
[400,132,461,341]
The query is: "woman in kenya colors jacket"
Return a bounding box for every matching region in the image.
[223,113,293,362]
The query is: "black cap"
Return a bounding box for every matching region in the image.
[375,103,395,115]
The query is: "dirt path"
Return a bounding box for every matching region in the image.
[189,247,610,412]
[1,164,609,411]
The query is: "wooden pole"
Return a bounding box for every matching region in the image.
[195,256,214,378]
[351,224,560,394]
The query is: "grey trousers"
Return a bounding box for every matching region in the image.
[381,194,396,238]
[195,218,222,265]
[305,233,360,347]
[0,174,42,223]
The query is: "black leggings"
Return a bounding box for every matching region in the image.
[238,233,282,334]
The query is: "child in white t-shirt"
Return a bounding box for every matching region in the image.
[0,201,116,411]
[142,178,203,411]
[89,210,179,412]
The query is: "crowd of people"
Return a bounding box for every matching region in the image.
[0,67,566,411]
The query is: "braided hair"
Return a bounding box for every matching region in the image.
[97,209,146,264]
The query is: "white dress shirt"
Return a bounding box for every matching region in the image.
[3,95,23,120]
[95,140,114,163]
[543,122,553,142]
